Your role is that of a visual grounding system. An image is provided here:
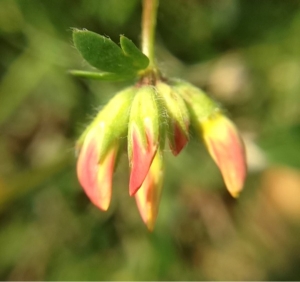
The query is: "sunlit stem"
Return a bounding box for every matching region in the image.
[141,0,159,68]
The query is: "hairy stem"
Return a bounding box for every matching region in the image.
[141,0,158,68]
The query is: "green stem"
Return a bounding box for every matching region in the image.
[141,0,158,68]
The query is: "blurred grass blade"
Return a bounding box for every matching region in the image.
[0,50,51,126]
[69,70,134,81]
[0,154,73,212]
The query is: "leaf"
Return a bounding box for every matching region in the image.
[72,29,149,75]
[69,70,134,81]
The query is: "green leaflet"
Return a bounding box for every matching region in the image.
[120,35,149,71]
[72,29,149,80]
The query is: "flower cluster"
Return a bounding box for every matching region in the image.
[76,79,247,230]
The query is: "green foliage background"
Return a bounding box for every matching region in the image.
[1,0,300,280]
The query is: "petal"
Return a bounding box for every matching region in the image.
[76,128,117,210]
[135,151,163,231]
[202,114,247,197]
[129,122,157,196]
[169,121,189,156]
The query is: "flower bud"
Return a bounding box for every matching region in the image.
[156,81,190,155]
[77,87,135,210]
[135,149,164,231]
[128,86,161,196]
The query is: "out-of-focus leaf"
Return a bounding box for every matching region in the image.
[259,125,300,168]
[83,0,139,28]
[72,29,149,75]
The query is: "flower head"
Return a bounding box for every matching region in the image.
[76,79,247,230]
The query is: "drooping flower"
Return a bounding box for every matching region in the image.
[173,80,247,198]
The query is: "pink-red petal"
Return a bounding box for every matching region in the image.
[169,121,189,156]
[129,125,157,196]
[135,151,163,231]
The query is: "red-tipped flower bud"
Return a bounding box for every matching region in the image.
[128,86,161,196]
[76,87,135,210]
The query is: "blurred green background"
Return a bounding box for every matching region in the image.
[1,0,300,280]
